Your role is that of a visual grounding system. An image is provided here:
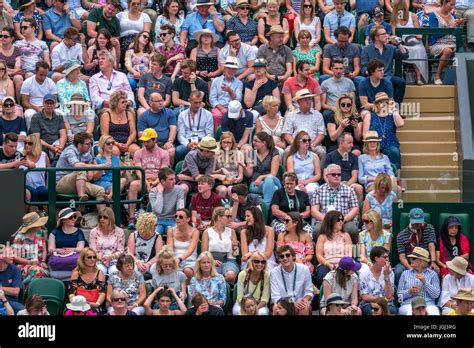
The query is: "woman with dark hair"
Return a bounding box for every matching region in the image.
[233,251,270,315]
[371,297,390,316]
[271,172,312,236]
[190,29,221,82]
[85,29,119,76]
[277,211,314,272]
[155,0,184,45]
[292,31,321,79]
[244,132,282,206]
[272,297,297,315]
[144,286,187,315]
[0,27,23,100]
[124,30,154,90]
[240,207,277,270]
[437,216,471,277]
[17,295,49,315]
[117,0,152,59]
[167,208,199,283]
[286,131,321,198]
[314,210,353,288]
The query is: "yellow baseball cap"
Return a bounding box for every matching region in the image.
[139,128,158,141]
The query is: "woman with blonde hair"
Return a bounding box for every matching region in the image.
[23,134,49,211]
[106,289,137,315]
[99,90,140,158]
[327,93,362,154]
[255,95,286,155]
[202,207,239,284]
[89,207,125,276]
[127,212,163,275]
[359,209,392,271]
[240,295,259,315]
[68,247,106,313]
[189,251,227,307]
[233,251,270,315]
[0,59,14,100]
[257,0,290,45]
[212,133,244,199]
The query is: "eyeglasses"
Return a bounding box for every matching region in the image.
[105,141,114,146]
[20,26,30,30]
[175,214,186,219]
[337,218,344,222]
[159,32,169,37]
[112,297,126,302]
[340,103,352,108]
[99,215,109,220]
[328,173,341,177]
[3,103,14,107]
[380,255,389,259]
[253,259,266,265]
[130,2,140,5]
[240,6,249,9]
[86,255,97,259]
[300,138,310,143]
[279,253,292,259]
[0,35,11,38]
[283,219,292,224]
[141,35,150,40]
[363,219,371,224]
[25,141,34,145]
[303,4,312,8]
[371,306,381,312]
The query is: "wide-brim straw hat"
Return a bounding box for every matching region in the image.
[446,256,468,276]
[266,25,285,37]
[292,88,315,102]
[16,212,48,234]
[407,246,430,263]
[194,28,219,43]
[451,288,474,302]
[374,92,390,104]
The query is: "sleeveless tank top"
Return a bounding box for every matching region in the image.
[263,16,284,37]
[207,226,235,260]
[26,152,47,188]
[0,46,22,69]
[171,227,197,262]
[133,231,158,263]
[258,116,284,144]
[107,111,131,144]
[323,231,348,266]
[196,47,219,74]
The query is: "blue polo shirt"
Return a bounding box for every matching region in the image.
[323,10,356,42]
[358,77,394,103]
[361,43,409,77]
[220,110,253,143]
[0,264,22,302]
[137,107,176,144]
[43,8,79,39]
[181,12,224,43]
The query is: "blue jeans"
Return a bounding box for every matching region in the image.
[249,175,282,206]
[176,144,190,163]
[26,185,48,203]
[390,75,406,104]
[128,77,138,91]
[382,145,401,170]
[155,218,176,236]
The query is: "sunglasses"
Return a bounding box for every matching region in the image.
[120,100,128,104]
[3,103,14,107]
[112,297,126,302]
[105,141,114,146]
[160,32,169,37]
[221,141,233,145]
[337,218,344,222]
[0,35,11,38]
[340,103,352,107]
[130,2,140,5]
[283,219,292,224]
[24,141,34,145]
[141,35,150,40]
[333,303,344,307]
[300,138,310,143]
[329,173,341,177]
[68,215,77,220]
[240,6,249,9]
[221,214,232,218]
[303,4,312,8]
[99,215,109,220]
[279,253,292,259]
[175,214,186,219]
[86,255,97,259]
[371,306,381,312]
[363,219,371,224]
[253,259,266,265]
[20,26,30,30]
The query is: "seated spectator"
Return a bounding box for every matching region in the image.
[395,208,439,283]
[358,59,394,111]
[137,54,172,116]
[17,295,49,315]
[240,207,277,270]
[363,173,398,231]
[294,0,321,48]
[0,97,26,151]
[220,100,253,149]
[439,257,474,315]
[351,0,380,28]
[189,252,227,308]
[107,254,147,315]
[21,61,57,131]
[359,210,392,271]
[155,24,185,79]
[209,56,243,130]
[449,288,474,316]
[89,50,134,110]
[190,29,222,83]
[244,132,282,206]
[270,245,313,315]
[398,246,441,315]
[149,167,185,235]
[437,216,471,277]
[320,58,356,123]
[68,247,106,313]
[50,28,86,84]
[14,18,49,78]
[0,27,23,101]
[311,164,359,243]
[124,31,153,91]
[320,257,362,315]
[414,0,439,27]
[227,1,258,47]
[177,137,217,199]
[166,208,199,283]
[176,90,213,162]
[84,0,121,52]
[255,95,286,156]
[14,0,42,38]
[359,246,397,315]
[323,0,356,44]
[411,296,428,316]
[47,208,85,272]
[228,184,261,232]
[0,59,14,104]
[43,1,81,50]
[233,251,270,315]
[218,31,255,82]
[93,135,127,200]
[149,247,187,306]
[257,25,292,84]
[358,131,397,193]
[283,60,322,113]
[276,212,314,272]
[179,0,225,56]
[390,0,429,85]
[257,0,289,45]
[272,297,297,315]
[292,31,321,81]
[327,94,362,154]
[144,287,187,315]
[0,133,30,169]
[185,292,225,315]
[127,213,163,274]
[212,133,244,199]
[365,7,392,45]
[322,293,347,316]
[89,208,125,276]
[361,25,409,104]
[238,295,259,315]
[56,60,92,114]
[84,29,119,77]
[99,90,140,157]
[429,0,463,85]
[0,256,23,314]
[286,131,321,198]
[106,289,137,315]
[23,134,49,208]
[30,94,67,161]
[64,295,96,316]
[282,89,326,161]
[154,1,184,47]
[243,58,279,117]
[11,212,49,285]
[362,92,404,171]
[314,210,353,288]
[63,97,95,145]
[171,59,209,118]
[201,207,239,284]
[55,132,106,209]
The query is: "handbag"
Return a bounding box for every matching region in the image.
[76,287,100,303]
[211,252,228,263]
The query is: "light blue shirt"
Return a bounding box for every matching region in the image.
[323,10,356,42]
[209,75,243,108]
[455,0,474,9]
[177,108,214,146]
[292,150,316,181]
[43,8,79,39]
[181,11,224,42]
[398,268,441,306]
[120,0,153,9]
[365,191,397,225]
[358,153,394,188]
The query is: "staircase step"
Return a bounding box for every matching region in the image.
[397,130,456,141]
[401,153,460,166]
[401,177,461,190]
[401,117,455,131]
[404,85,455,99]
[401,166,460,178]
[402,190,461,203]
[403,98,455,114]
[400,141,457,153]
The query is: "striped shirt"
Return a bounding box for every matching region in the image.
[310,183,358,222]
[396,224,437,255]
[397,268,441,306]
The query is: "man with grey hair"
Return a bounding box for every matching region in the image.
[310,163,359,243]
[89,50,134,110]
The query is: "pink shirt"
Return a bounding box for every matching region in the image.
[323,231,351,266]
[133,145,170,179]
[89,227,125,260]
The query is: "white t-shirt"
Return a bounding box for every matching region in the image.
[20,76,58,107]
[116,11,151,37]
[51,42,84,69]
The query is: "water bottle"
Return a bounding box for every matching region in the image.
[138,59,146,72]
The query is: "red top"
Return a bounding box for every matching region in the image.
[439,233,470,276]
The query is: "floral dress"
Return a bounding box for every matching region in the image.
[277,239,314,272]
[429,11,456,57]
[12,229,49,284]
[189,274,227,304]
[108,270,144,306]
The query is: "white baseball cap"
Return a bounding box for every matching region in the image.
[227,100,242,119]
